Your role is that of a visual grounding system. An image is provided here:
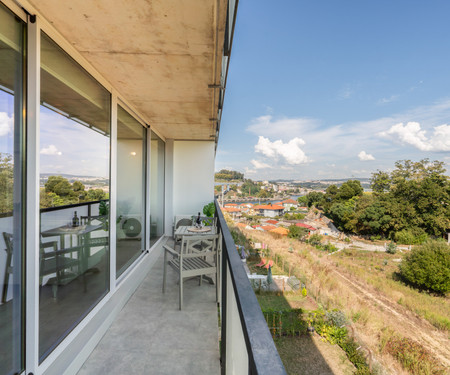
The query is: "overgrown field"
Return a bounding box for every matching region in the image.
[229,220,450,374]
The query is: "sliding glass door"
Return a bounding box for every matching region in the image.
[0,3,25,374]
[39,32,111,361]
[116,105,146,277]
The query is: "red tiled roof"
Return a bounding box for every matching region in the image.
[281,199,297,204]
[270,227,289,235]
[222,207,240,213]
[261,225,277,231]
[295,223,316,230]
[236,223,248,229]
[224,203,237,206]
[266,219,279,225]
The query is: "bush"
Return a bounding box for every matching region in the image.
[394,228,428,245]
[399,240,450,294]
[288,225,308,239]
[386,241,397,254]
[307,233,322,246]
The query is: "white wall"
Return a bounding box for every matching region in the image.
[172,141,215,218]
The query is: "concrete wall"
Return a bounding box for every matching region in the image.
[172,141,215,220]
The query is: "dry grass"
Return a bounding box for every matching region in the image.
[231,223,450,373]
[333,248,450,331]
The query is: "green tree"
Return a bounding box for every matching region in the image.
[0,153,13,213]
[399,240,450,294]
[86,189,107,201]
[72,180,85,192]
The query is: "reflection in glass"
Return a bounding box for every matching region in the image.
[0,4,25,374]
[150,131,165,246]
[116,106,146,277]
[39,33,110,361]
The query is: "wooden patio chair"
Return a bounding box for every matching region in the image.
[162,234,219,310]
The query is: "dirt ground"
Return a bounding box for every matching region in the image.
[240,228,450,374]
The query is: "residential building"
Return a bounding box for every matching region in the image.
[280,199,298,211]
[253,204,285,218]
[0,1,285,374]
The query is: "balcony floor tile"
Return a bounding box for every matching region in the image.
[77,239,220,375]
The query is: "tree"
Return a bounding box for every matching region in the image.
[0,153,13,213]
[336,180,363,201]
[399,240,450,294]
[257,189,270,198]
[371,170,391,193]
[72,180,85,192]
[45,176,73,196]
[86,189,107,201]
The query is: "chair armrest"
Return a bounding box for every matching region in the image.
[163,245,179,257]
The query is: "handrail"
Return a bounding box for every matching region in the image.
[40,199,108,213]
[215,199,286,374]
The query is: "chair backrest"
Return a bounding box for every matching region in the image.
[180,234,219,256]
[80,215,107,225]
[175,218,192,229]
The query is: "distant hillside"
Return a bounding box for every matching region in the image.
[215,169,244,181]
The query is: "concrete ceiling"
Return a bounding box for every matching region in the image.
[27,0,228,141]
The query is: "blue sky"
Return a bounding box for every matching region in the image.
[216,0,450,180]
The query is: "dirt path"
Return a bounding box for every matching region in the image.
[325,262,450,369]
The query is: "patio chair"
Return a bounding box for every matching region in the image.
[162,234,219,310]
[40,240,82,298]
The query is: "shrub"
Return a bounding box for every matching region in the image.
[399,240,450,294]
[386,241,397,254]
[288,225,308,239]
[394,228,428,245]
[307,233,322,246]
[326,310,347,327]
[301,287,307,297]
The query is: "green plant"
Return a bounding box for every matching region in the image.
[386,241,397,254]
[394,228,428,245]
[307,233,322,246]
[399,240,450,294]
[301,287,307,297]
[203,202,215,217]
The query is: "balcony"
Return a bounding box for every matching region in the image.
[67,200,286,374]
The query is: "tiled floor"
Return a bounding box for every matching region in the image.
[77,240,220,375]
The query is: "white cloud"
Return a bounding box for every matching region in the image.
[255,136,309,165]
[0,112,13,136]
[244,167,256,175]
[379,122,450,151]
[338,84,354,100]
[247,115,320,141]
[250,159,272,169]
[40,145,62,155]
[378,95,399,104]
[358,151,375,161]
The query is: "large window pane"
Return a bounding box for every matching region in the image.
[0,4,25,374]
[39,33,110,361]
[116,105,146,277]
[150,131,164,246]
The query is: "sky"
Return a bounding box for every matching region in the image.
[215,0,450,180]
